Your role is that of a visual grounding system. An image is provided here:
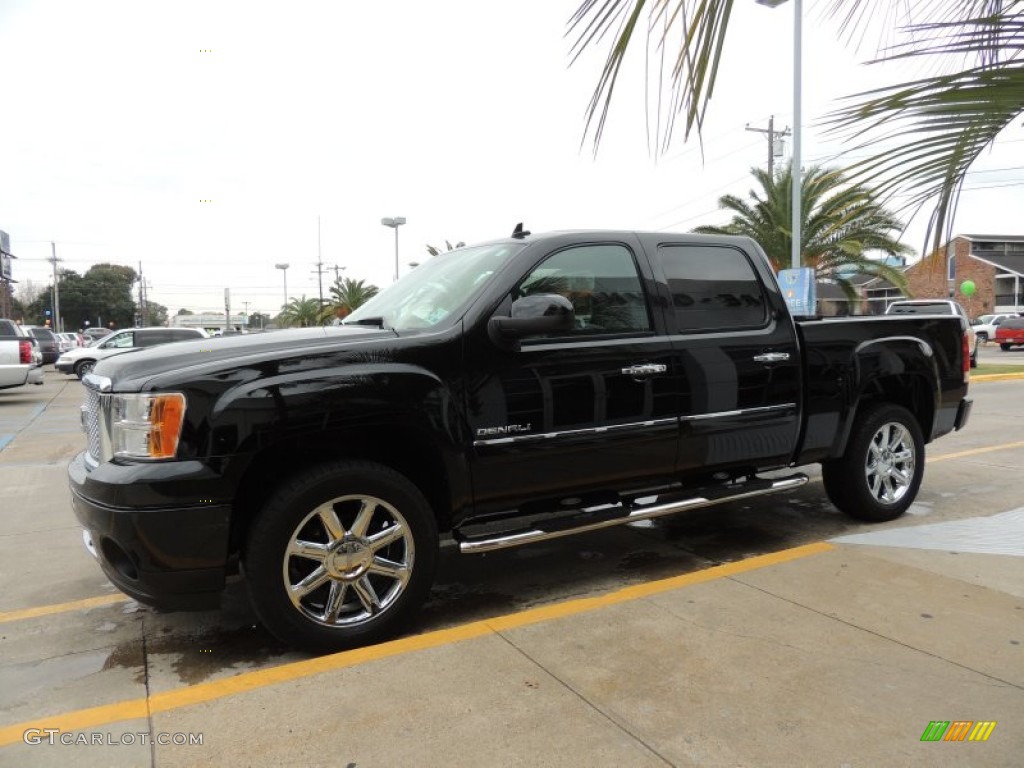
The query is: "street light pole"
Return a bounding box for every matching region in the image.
[275,263,290,309]
[380,216,407,283]
[756,0,802,270]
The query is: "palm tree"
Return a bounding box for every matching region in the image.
[278,295,322,328]
[426,240,465,258]
[693,166,911,301]
[569,1,1023,250]
[327,277,379,320]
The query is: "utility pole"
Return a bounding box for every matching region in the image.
[242,300,250,329]
[331,264,346,283]
[50,242,61,332]
[138,260,147,326]
[745,115,791,178]
[315,215,324,311]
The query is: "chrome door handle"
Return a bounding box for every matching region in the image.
[753,352,790,363]
[621,363,667,377]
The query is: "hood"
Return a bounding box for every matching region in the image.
[95,326,397,389]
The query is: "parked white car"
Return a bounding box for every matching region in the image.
[972,313,1019,343]
[55,326,209,379]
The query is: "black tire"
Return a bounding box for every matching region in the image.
[74,359,96,379]
[821,402,925,522]
[976,332,988,343]
[970,346,978,368]
[244,460,438,653]
[1000,343,1012,351]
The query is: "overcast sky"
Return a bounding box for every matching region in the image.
[3,0,1022,319]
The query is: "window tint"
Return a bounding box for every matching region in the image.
[518,244,650,335]
[134,331,164,347]
[656,245,767,331]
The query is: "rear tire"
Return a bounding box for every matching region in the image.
[244,460,438,653]
[821,402,924,523]
[1000,343,1011,351]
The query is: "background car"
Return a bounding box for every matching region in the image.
[82,327,113,343]
[23,326,61,364]
[972,313,1019,343]
[885,299,978,367]
[55,326,209,378]
[994,316,1024,351]
[56,332,80,353]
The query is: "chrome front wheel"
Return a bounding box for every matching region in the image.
[283,495,415,628]
[246,461,438,653]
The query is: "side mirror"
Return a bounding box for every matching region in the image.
[488,294,575,347]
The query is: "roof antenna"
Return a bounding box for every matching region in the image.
[511,222,531,239]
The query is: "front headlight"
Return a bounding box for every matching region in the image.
[111,393,186,460]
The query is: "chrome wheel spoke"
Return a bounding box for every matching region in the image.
[352,576,382,614]
[323,581,349,623]
[349,500,378,538]
[867,472,882,499]
[290,566,330,601]
[368,556,409,585]
[316,504,345,542]
[288,539,328,562]
[368,523,406,552]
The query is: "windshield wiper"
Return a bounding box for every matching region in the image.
[343,317,391,330]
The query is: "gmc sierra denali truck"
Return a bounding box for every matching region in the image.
[69,229,972,652]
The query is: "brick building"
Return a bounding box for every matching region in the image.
[903,235,1024,320]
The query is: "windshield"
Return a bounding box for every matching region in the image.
[344,243,524,331]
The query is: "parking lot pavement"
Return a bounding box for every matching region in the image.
[1,371,1022,766]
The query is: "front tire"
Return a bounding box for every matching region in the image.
[245,460,439,653]
[821,402,925,523]
[1000,343,1012,351]
[74,359,96,379]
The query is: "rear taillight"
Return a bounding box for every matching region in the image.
[962,332,971,381]
[19,339,32,365]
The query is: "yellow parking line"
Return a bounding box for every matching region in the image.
[0,594,128,625]
[0,541,833,746]
[931,440,1024,463]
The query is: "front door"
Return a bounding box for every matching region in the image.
[464,239,679,518]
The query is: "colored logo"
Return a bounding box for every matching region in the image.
[920,721,996,742]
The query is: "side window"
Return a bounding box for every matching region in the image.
[134,331,163,347]
[517,244,650,335]
[656,245,767,331]
[102,332,135,349]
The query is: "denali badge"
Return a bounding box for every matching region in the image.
[476,424,532,437]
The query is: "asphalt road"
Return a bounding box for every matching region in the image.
[1,368,1022,766]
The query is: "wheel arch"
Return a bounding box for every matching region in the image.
[228,425,462,557]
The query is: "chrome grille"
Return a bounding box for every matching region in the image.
[83,386,102,461]
[80,379,112,465]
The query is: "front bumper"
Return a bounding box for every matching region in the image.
[55,359,76,374]
[68,452,233,609]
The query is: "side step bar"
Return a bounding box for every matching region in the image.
[455,474,809,554]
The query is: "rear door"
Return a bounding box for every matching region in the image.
[639,237,802,474]
[464,236,679,517]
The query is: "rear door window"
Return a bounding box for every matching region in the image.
[654,244,767,332]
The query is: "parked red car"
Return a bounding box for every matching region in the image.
[995,316,1024,350]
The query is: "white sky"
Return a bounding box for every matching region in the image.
[2,0,1022,318]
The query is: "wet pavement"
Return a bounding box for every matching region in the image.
[1,369,1022,765]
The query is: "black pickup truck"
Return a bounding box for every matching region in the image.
[70,229,972,651]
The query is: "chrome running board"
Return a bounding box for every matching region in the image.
[455,474,808,554]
